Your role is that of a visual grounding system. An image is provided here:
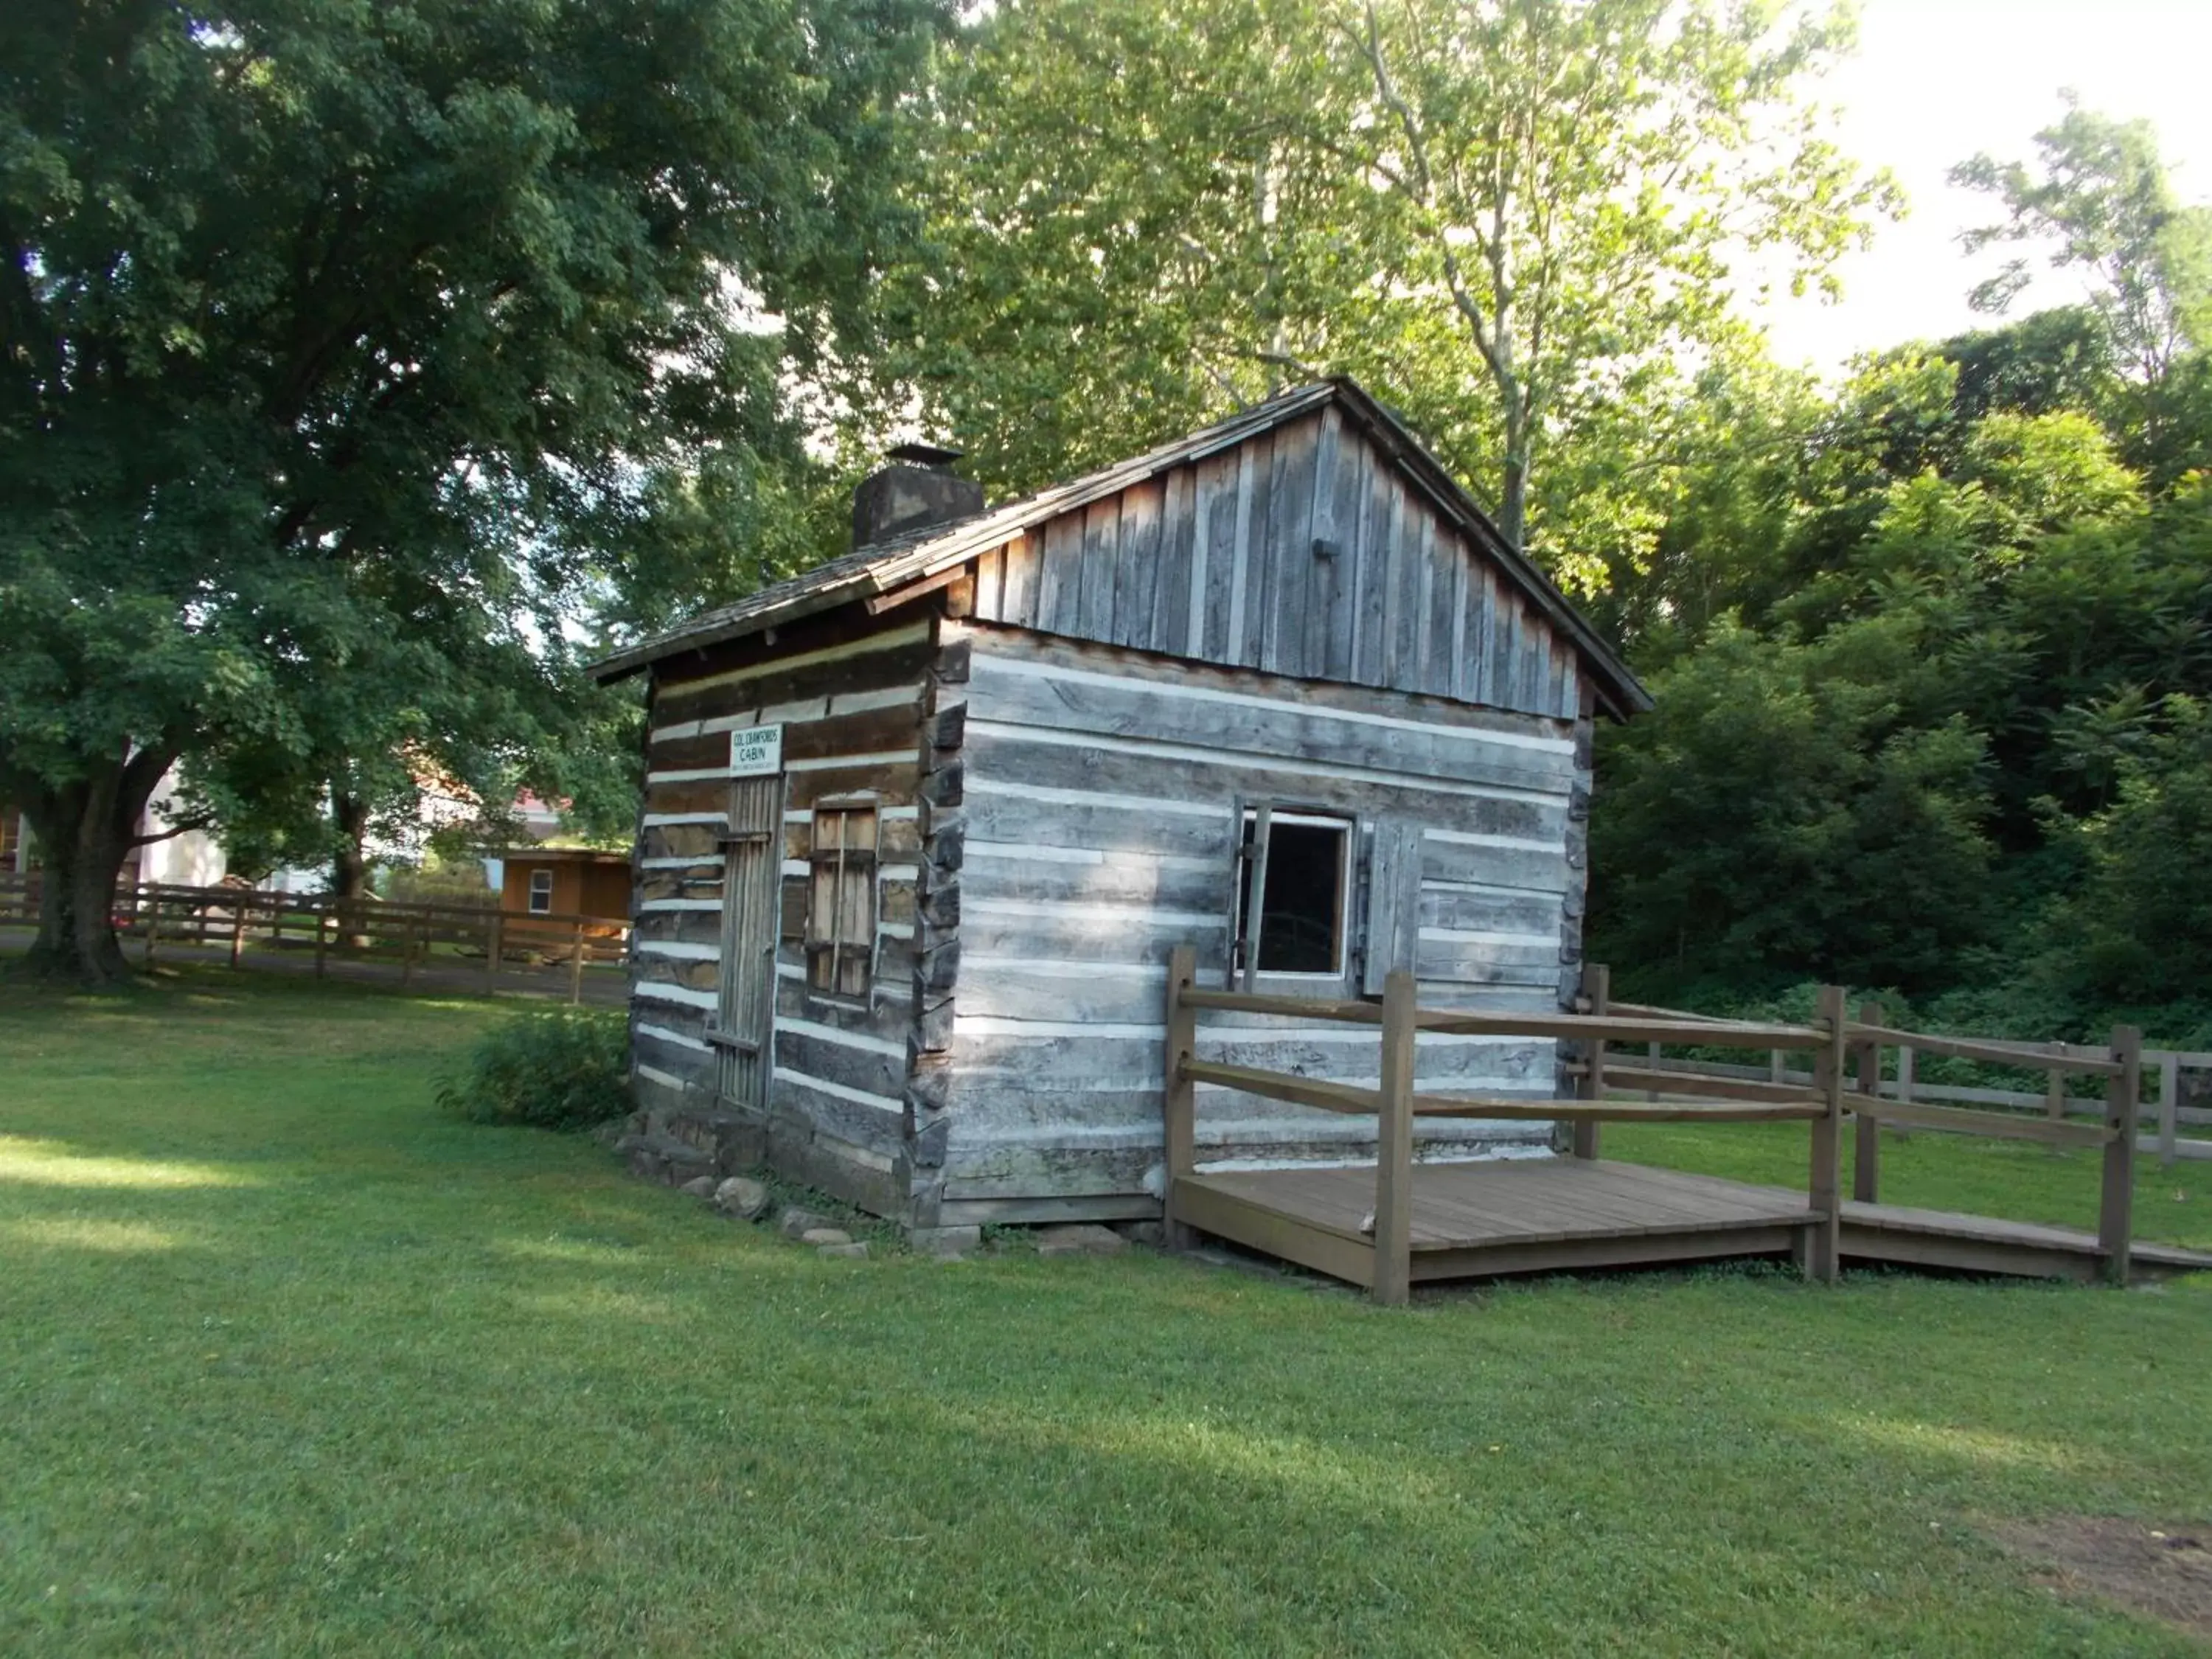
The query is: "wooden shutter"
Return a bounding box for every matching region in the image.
[807,805,878,996]
[1231,801,1273,991]
[1363,818,1423,995]
[834,808,877,995]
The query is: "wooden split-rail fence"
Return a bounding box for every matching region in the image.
[0,874,628,1003]
[1163,949,2177,1303]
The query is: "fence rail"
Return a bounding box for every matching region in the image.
[1611,1037,2211,1166]
[0,874,628,1003]
[1164,954,2157,1303]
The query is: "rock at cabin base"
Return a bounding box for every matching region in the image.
[817,1242,869,1260]
[678,1175,717,1200]
[778,1206,832,1241]
[1113,1220,1167,1248]
[651,1140,714,1186]
[712,1177,771,1220]
[799,1227,853,1247]
[910,1225,981,1259]
[1036,1223,1128,1258]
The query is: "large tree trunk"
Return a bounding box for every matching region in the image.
[330,790,372,900]
[20,748,176,986]
[330,789,372,948]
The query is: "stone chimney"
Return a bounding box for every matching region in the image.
[852,442,985,549]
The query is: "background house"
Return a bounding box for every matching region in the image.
[493,846,632,926]
[594,380,1648,1234]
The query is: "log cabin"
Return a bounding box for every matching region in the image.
[591,379,1649,1237]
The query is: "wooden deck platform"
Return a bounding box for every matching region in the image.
[1172,1158,2212,1290]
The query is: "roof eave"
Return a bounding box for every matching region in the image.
[588,575,884,684]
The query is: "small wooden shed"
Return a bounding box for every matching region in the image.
[496,846,632,927]
[592,379,1649,1233]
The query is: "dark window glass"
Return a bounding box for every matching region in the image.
[1238,815,1347,974]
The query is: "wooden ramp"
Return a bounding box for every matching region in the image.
[1172,1158,2212,1290]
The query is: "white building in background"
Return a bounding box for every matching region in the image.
[132,768,227,887]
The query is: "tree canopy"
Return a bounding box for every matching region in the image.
[877,0,1894,586]
[7,0,2209,1046]
[0,0,943,978]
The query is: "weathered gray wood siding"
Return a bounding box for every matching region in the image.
[937,625,1588,1216]
[630,615,936,1214]
[966,408,1582,723]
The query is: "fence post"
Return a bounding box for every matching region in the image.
[568,921,586,1005]
[2101,1026,2142,1285]
[314,903,329,978]
[1804,984,1847,1284]
[1371,969,1418,1307]
[229,897,247,969]
[142,889,158,967]
[1852,999,1882,1205]
[1573,963,1609,1161]
[2158,1051,2180,1169]
[486,910,503,998]
[2045,1045,2067,1157]
[399,911,415,988]
[1163,945,1198,1250]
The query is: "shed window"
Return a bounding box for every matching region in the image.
[527,868,554,915]
[807,805,877,997]
[1236,810,1351,977]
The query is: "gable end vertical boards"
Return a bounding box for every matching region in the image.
[970,407,1596,721]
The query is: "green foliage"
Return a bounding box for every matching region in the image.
[1942,306,2118,428]
[1953,95,2212,384]
[1593,100,2212,1028]
[2070,695,2212,1001]
[1591,619,1994,993]
[434,1006,630,1132]
[0,0,945,975]
[880,0,1894,577]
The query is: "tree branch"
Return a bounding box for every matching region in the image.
[128,813,216,849]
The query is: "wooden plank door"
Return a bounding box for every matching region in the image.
[716,773,785,1113]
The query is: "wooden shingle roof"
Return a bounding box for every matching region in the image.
[593,378,1649,717]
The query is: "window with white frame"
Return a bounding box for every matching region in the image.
[1234,808,1353,977]
[806,804,878,996]
[527,868,554,914]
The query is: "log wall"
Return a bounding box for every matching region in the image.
[628,613,939,1214]
[933,623,1588,1220]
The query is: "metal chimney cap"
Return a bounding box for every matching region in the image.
[886,441,963,469]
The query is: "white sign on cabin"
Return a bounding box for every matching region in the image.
[728,723,784,777]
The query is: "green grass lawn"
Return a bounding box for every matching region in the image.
[2,967,2208,1657]
[1605,1118,2212,1251]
